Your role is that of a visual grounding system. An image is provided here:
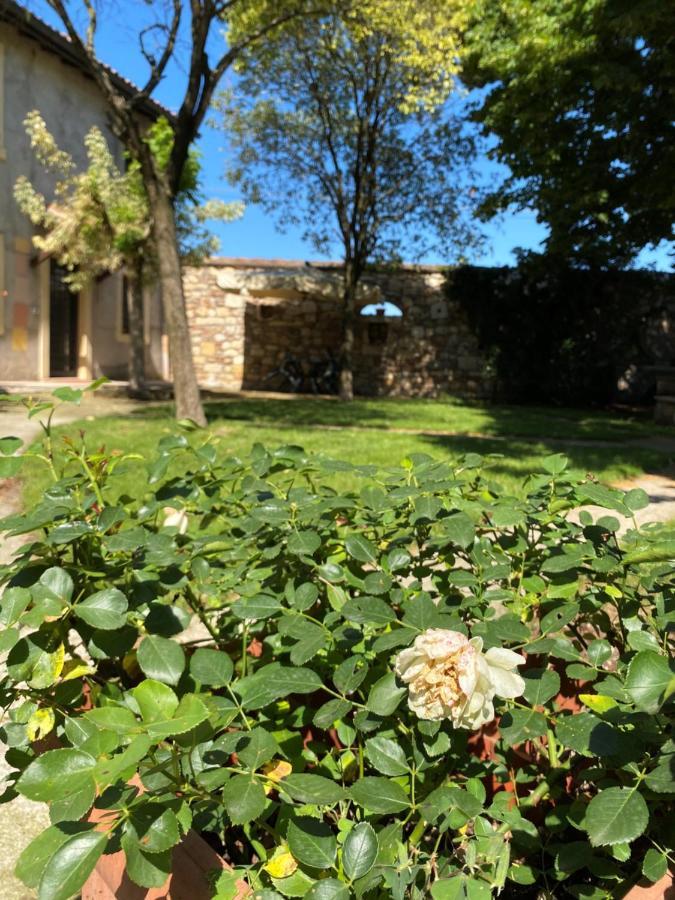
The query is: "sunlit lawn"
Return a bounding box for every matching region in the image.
[19,395,673,507]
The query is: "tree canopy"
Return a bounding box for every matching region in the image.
[463,0,675,267]
[222,2,480,397]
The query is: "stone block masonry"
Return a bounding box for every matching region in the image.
[182,259,492,398]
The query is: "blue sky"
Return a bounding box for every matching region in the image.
[30,1,671,270]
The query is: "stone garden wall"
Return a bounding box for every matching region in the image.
[183,259,491,398]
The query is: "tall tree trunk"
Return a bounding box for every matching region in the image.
[126,259,147,396]
[147,182,206,426]
[339,262,358,401]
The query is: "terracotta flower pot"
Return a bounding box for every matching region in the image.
[622,871,674,899]
[82,829,250,900]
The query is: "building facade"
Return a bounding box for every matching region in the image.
[0,2,166,385]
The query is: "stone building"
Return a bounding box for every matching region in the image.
[183,258,491,398]
[0,1,166,385]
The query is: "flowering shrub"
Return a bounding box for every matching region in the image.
[0,389,673,900]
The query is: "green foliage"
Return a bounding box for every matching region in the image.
[0,387,673,898]
[449,263,675,406]
[462,0,675,266]
[222,3,479,275]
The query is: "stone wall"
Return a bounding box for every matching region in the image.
[182,259,492,398]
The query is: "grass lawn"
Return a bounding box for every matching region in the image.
[19,394,674,507]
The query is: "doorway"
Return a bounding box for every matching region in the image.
[49,263,78,376]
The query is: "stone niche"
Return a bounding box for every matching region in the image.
[182,260,492,398]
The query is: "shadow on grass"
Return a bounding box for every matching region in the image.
[126,394,666,443]
[418,432,673,485]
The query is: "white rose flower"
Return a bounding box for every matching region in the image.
[161,507,188,534]
[394,628,525,729]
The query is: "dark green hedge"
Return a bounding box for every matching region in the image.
[448,259,675,406]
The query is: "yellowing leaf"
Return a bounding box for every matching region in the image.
[262,759,292,782]
[122,651,140,679]
[264,848,298,879]
[580,693,618,713]
[262,759,292,794]
[61,659,96,682]
[26,707,56,742]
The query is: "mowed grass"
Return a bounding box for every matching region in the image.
[19,394,674,508]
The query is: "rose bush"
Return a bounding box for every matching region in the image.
[0,387,673,900]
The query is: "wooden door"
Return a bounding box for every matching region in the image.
[49,263,79,377]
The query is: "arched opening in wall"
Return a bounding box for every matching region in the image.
[360,301,403,346]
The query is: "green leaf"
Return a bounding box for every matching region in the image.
[587,639,612,666]
[421,785,483,823]
[287,531,321,556]
[293,582,319,611]
[52,386,83,404]
[189,647,234,686]
[362,572,391,597]
[624,488,650,511]
[343,822,378,880]
[287,817,337,870]
[521,669,560,706]
[365,736,410,776]
[283,774,345,805]
[431,876,492,899]
[145,693,209,740]
[231,594,283,620]
[499,709,547,744]
[341,595,396,626]
[345,533,378,564]
[121,831,172,889]
[350,777,410,814]
[313,698,352,729]
[38,567,74,604]
[94,735,152,788]
[85,706,139,735]
[625,650,674,713]
[0,587,31,626]
[235,663,322,710]
[556,713,621,758]
[17,748,96,802]
[237,728,279,770]
[126,805,181,854]
[15,824,89,889]
[137,635,186,685]
[74,588,128,630]
[305,879,350,899]
[223,775,266,825]
[642,849,668,883]
[585,787,649,847]
[271,869,314,897]
[49,779,96,823]
[37,829,106,900]
[133,679,178,723]
[645,759,675,794]
[333,657,368,695]
[0,436,23,455]
[366,673,406,716]
[542,454,568,475]
[442,512,475,549]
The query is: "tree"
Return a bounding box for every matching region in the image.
[15,111,152,392]
[14,112,241,394]
[462,0,675,268]
[221,3,480,399]
[42,0,469,419]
